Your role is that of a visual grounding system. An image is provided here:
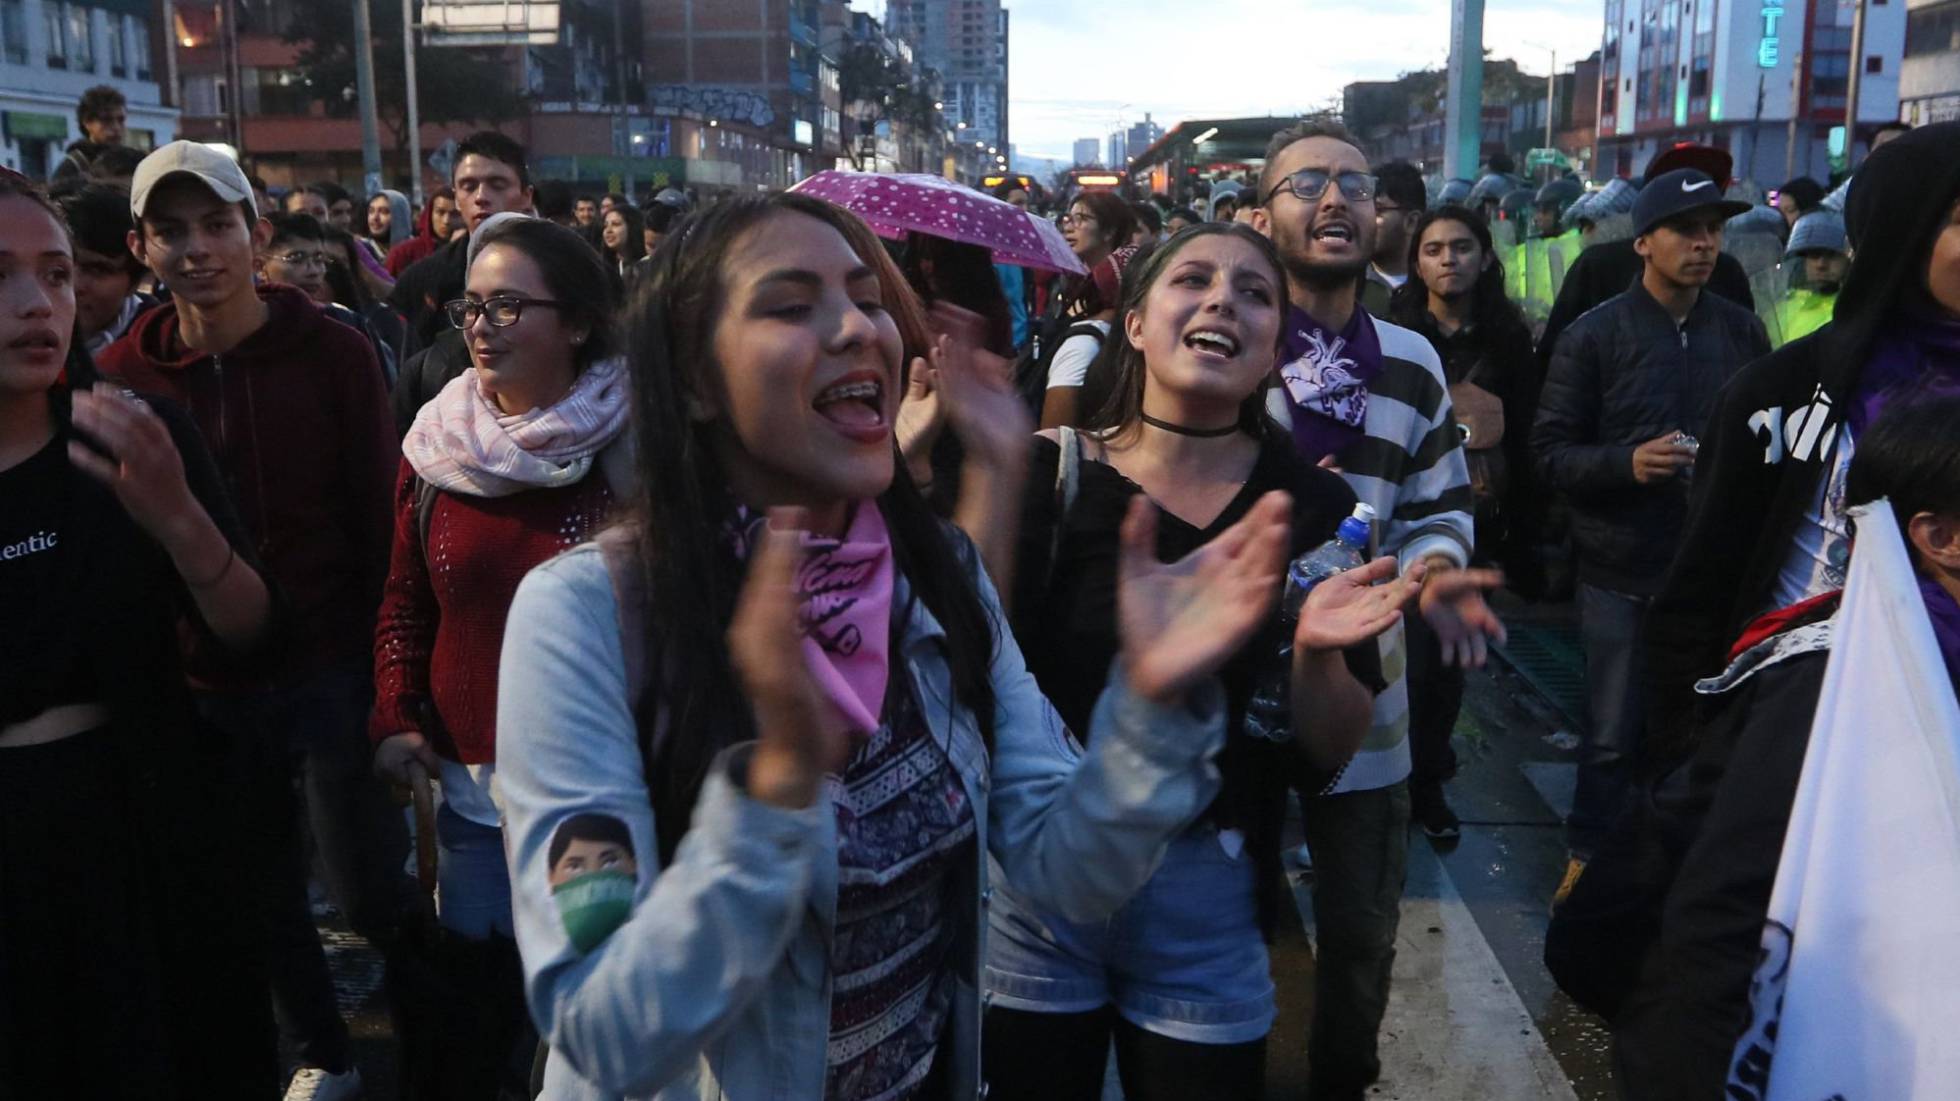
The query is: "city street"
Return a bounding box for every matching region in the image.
[319,599,1620,1099]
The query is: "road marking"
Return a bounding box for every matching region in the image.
[1294,840,1580,1100]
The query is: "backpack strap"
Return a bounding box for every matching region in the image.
[413,475,440,554]
[1042,426,1084,596]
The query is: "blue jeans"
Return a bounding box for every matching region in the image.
[985,827,1275,1044]
[435,802,513,939]
[1570,582,1652,858]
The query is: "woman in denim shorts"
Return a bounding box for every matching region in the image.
[984,223,1414,1099]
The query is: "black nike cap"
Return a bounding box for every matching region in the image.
[1633,168,1755,237]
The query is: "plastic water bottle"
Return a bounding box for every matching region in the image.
[1242,503,1377,742]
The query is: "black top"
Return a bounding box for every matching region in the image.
[0,391,262,726]
[1010,428,1382,933]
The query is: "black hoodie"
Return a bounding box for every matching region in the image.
[1642,121,1960,758]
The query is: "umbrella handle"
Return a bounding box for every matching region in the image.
[407,758,439,904]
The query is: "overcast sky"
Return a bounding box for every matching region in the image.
[860,1,1609,165]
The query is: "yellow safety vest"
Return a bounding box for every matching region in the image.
[1771,288,1836,349]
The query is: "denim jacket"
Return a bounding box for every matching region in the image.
[496,540,1226,1100]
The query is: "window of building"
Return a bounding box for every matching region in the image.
[1,0,26,65]
[106,14,124,75]
[1905,0,1960,56]
[66,3,91,71]
[43,2,65,66]
[1866,55,1883,73]
[183,73,224,116]
[130,14,149,77]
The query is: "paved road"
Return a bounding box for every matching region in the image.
[318,605,1619,1099]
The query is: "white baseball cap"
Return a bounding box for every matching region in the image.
[130,141,256,221]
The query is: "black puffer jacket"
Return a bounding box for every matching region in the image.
[1532,279,1770,594]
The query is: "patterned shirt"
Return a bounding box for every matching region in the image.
[825,675,977,1101]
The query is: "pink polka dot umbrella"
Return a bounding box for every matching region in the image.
[789,170,1086,277]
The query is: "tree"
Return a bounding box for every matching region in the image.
[838,42,942,170]
[280,0,524,154]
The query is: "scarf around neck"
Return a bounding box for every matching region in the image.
[1278,303,1386,464]
[730,502,895,738]
[1848,309,1960,436]
[403,356,630,497]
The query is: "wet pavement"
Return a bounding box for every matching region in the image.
[314,600,1619,1100]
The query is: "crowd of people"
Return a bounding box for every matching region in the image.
[5,79,1960,1101]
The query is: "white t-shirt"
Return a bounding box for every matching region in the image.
[1045,321,1111,389]
[1770,425,1856,611]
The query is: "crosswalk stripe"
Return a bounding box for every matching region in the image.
[1294,839,1580,1100]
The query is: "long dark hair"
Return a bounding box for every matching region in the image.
[1388,204,1530,341]
[472,216,619,373]
[1079,222,1287,441]
[627,192,998,861]
[604,203,647,267]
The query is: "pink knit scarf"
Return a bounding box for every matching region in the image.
[403,356,630,497]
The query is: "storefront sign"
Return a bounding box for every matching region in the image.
[1758,2,1785,68]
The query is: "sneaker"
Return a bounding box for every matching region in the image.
[285,1066,363,1101]
[1412,784,1461,841]
[1551,856,1588,912]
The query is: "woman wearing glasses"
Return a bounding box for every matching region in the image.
[372,217,632,954]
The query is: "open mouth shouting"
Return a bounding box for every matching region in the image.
[1310,220,1356,246]
[812,371,889,444]
[1183,326,1242,362]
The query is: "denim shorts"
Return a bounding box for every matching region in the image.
[984,827,1275,1044]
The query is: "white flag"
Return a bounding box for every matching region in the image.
[1728,499,1960,1100]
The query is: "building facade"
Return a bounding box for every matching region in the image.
[1,0,174,177]
[1595,0,1907,184]
[1072,136,1098,166]
[641,0,849,186]
[887,0,1005,151]
[1900,0,1960,125]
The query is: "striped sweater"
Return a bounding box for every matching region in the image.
[1268,311,1475,794]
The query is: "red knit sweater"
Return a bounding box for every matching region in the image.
[370,457,614,763]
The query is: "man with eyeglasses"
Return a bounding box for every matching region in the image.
[1252,119,1503,1101]
[98,141,400,1101]
[257,210,399,389]
[1360,161,1426,320]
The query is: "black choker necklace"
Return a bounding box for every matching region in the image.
[1140,413,1239,438]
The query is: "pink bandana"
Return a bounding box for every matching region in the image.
[734,503,895,736]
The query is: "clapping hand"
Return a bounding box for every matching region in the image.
[730,508,854,809]
[1418,567,1508,668]
[1295,556,1423,653]
[1117,492,1292,706]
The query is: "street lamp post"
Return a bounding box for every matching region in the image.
[402,0,422,205]
[351,0,383,195]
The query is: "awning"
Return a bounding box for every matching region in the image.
[5,112,71,142]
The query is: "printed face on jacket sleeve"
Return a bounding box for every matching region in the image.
[548,813,641,953]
